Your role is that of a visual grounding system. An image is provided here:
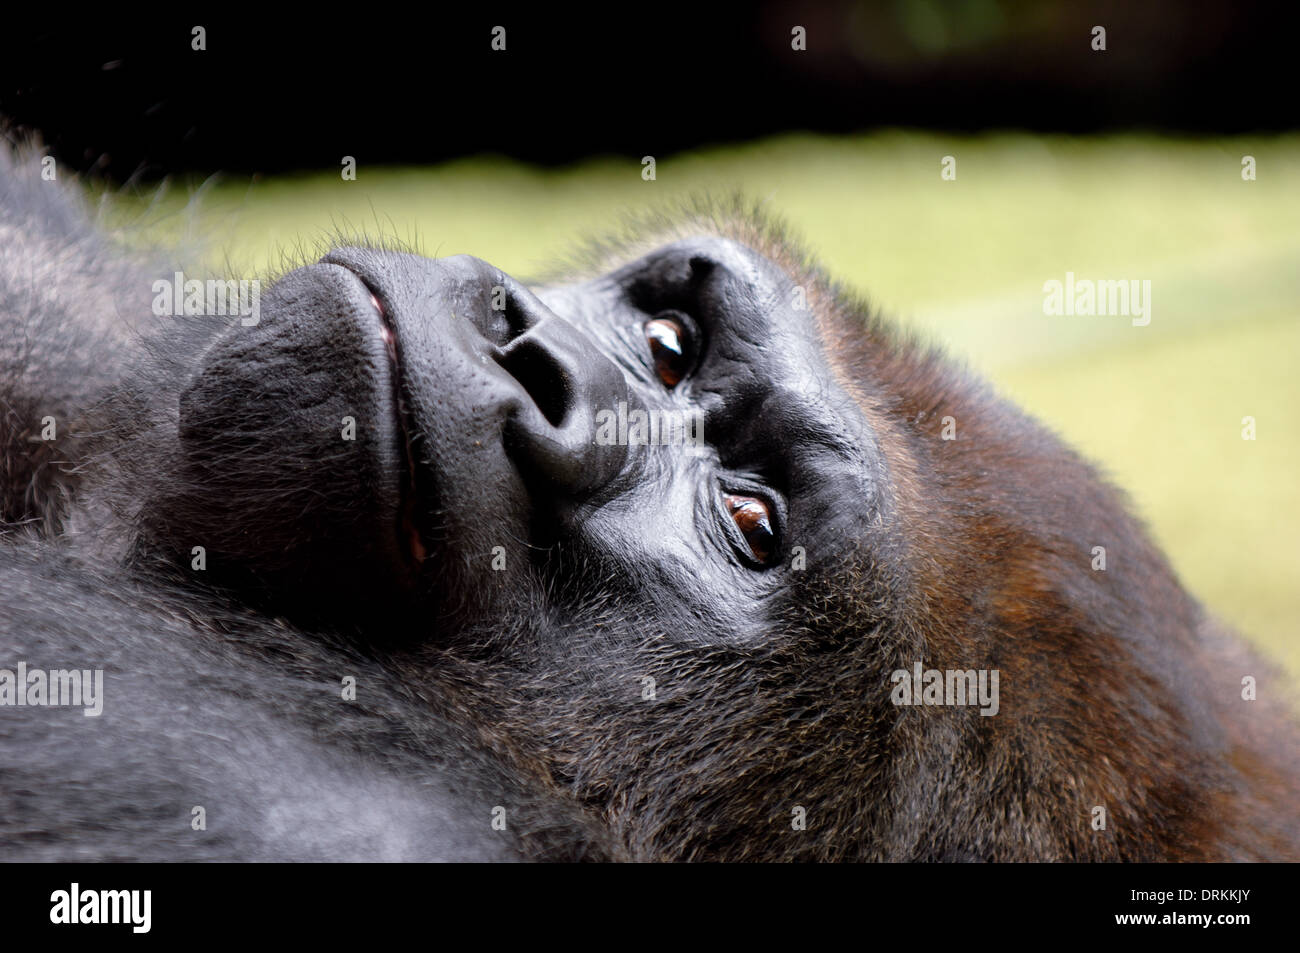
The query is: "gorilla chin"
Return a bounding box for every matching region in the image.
[2,148,1298,862]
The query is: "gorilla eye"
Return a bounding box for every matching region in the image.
[644,312,695,388]
[724,494,777,565]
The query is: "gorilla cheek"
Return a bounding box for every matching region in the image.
[168,268,408,593]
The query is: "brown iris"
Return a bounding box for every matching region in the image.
[724,494,776,563]
[645,315,689,387]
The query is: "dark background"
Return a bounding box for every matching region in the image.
[2,0,1295,182]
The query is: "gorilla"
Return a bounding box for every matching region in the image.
[1,146,1297,862]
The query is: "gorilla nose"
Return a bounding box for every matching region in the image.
[319,248,630,502]
[490,296,630,497]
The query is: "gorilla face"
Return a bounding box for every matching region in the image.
[165,237,890,648]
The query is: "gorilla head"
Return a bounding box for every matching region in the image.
[5,170,1298,861]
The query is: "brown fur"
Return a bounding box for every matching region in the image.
[499,197,1300,860]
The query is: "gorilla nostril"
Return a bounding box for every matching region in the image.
[490,310,630,498]
[495,340,570,427]
[502,293,533,344]
[473,286,537,349]
[481,294,533,349]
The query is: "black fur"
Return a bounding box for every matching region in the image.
[2,146,1297,862]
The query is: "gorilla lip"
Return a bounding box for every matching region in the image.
[335,264,429,566]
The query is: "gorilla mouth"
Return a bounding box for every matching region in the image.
[335,263,429,567]
[380,315,429,566]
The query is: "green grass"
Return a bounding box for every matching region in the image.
[103,131,1300,675]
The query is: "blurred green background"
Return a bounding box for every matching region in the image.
[109,131,1300,675]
